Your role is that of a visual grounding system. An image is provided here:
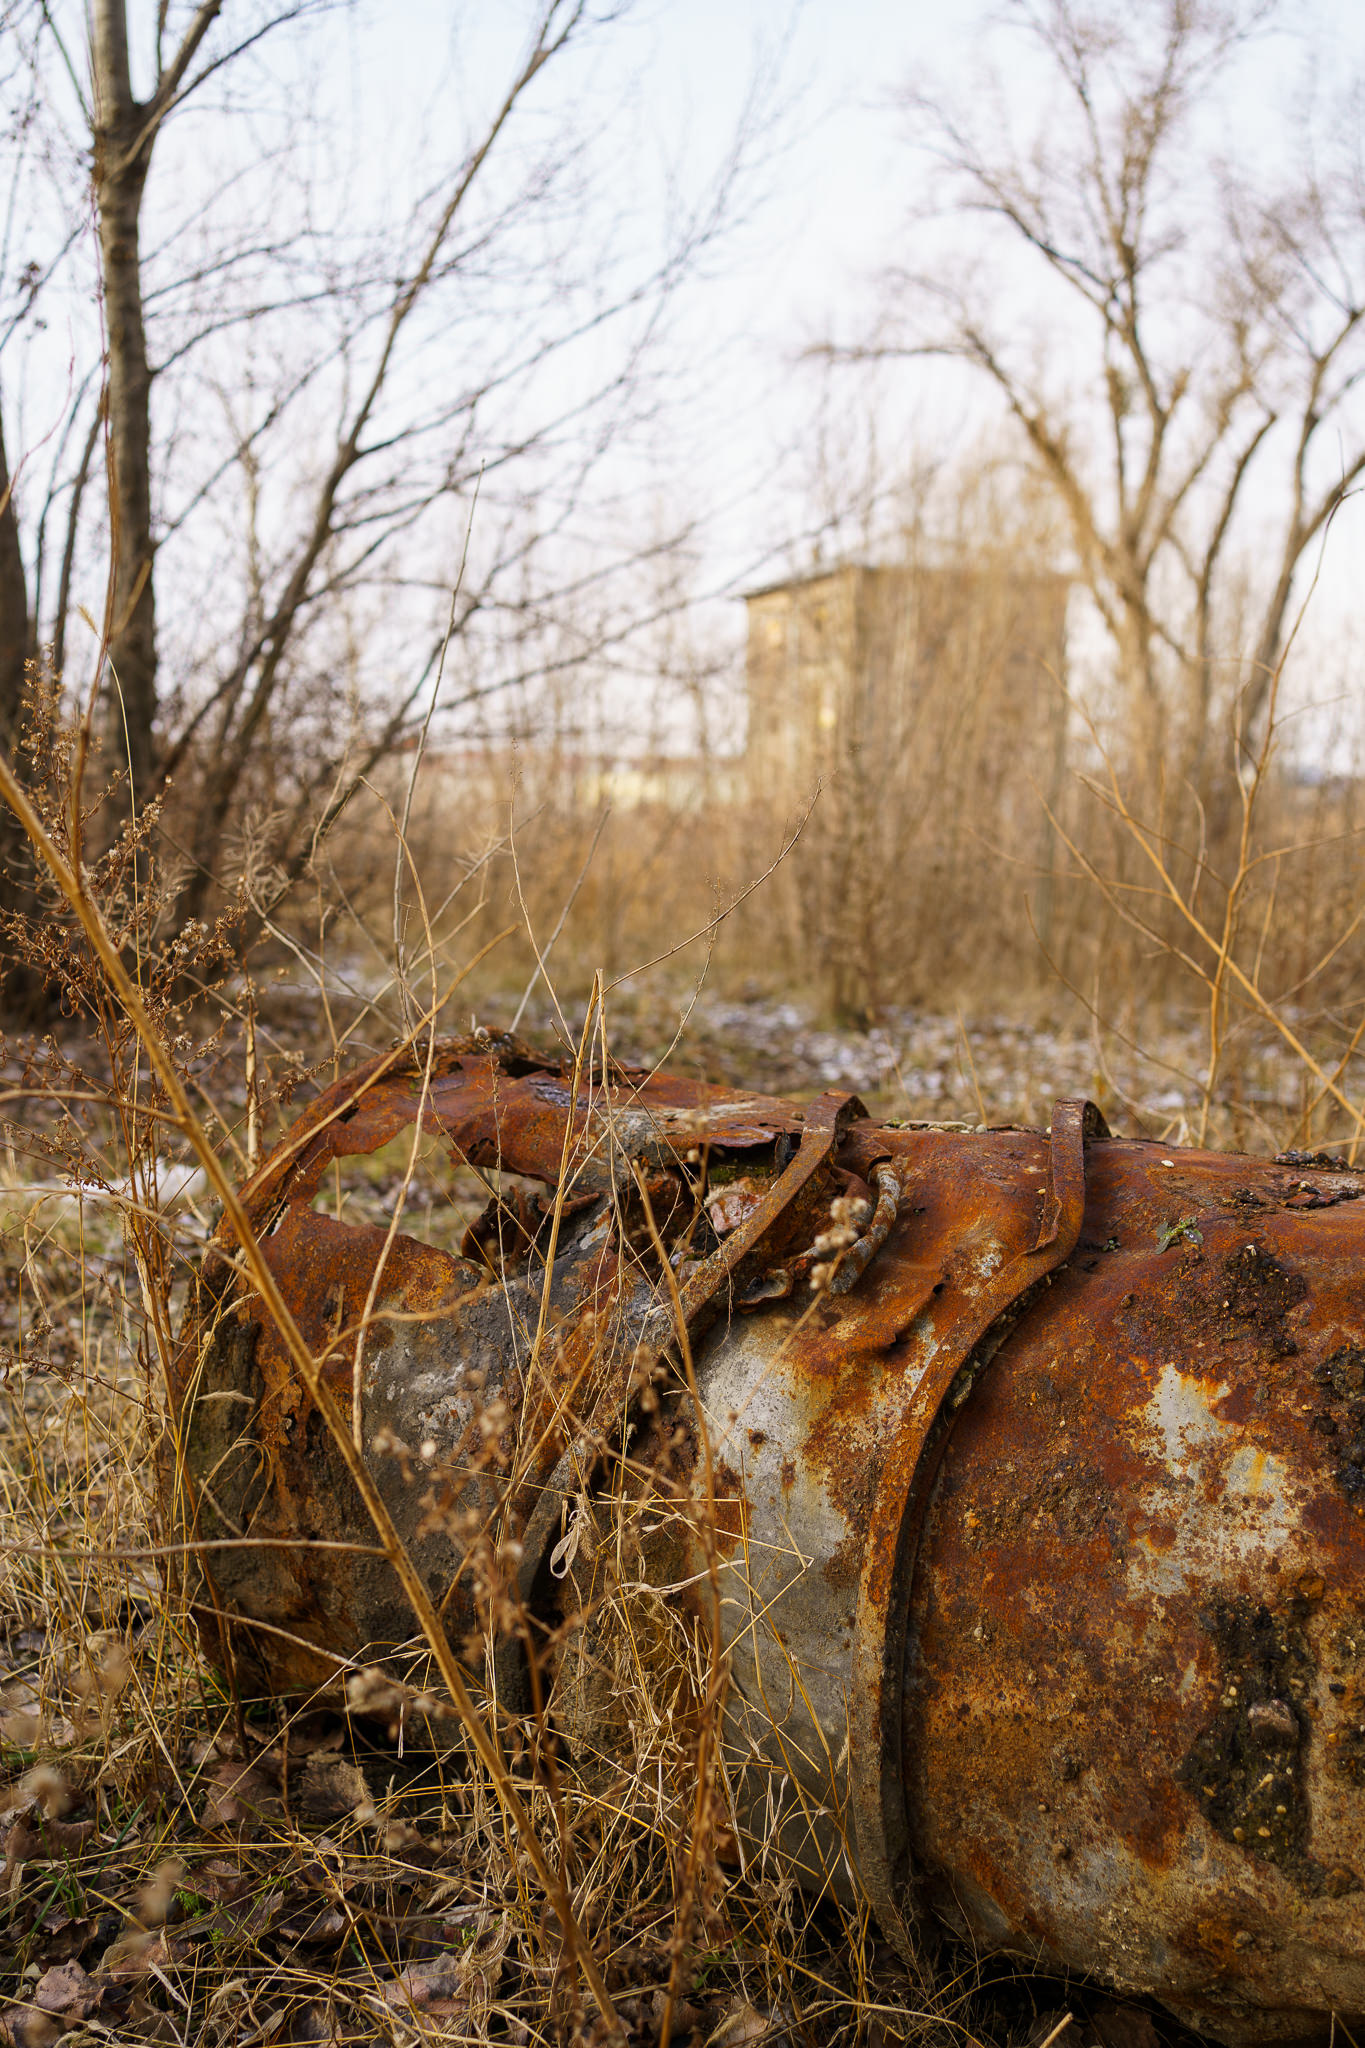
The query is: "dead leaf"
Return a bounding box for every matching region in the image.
[31,1909,100,1966]
[650,1991,703,2037]
[190,1856,250,1901]
[0,1803,96,1889]
[0,2005,60,2048]
[122,1999,184,2046]
[235,1888,287,1943]
[102,1928,171,1980]
[32,1961,104,2020]
[104,1917,223,1980]
[199,1757,284,1828]
[186,1733,236,1770]
[36,1815,96,1856]
[286,2003,344,2046]
[1089,2003,1160,2048]
[375,1918,509,2033]
[297,1752,370,1823]
[286,1903,348,1947]
[0,1681,71,1750]
[712,1998,774,2044]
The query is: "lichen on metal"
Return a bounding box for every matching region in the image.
[174,1031,1365,2043]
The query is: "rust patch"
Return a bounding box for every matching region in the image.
[709,1461,748,1547]
[1220,1244,1309,1352]
[965,1452,1117,1546]
[1176,1594,1330,1893]
[1310,1346,1365,1505]
[1117,1234,1310,1375]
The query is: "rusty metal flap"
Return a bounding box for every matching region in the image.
[850,1100,1110,1944]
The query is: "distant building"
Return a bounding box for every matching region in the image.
[743,557,1070,792]
[398,742,743,815]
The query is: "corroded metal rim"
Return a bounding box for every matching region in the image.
[847,1097,1110,1950]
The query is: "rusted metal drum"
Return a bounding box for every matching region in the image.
[175,1034,1365,2043]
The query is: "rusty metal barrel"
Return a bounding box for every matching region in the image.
[175,1034,1365,2043]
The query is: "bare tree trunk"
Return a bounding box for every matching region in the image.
[0,400,53,1022]
[91,0,158,802]
[0,405,28,747]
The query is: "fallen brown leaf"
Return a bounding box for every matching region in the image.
[199,1757,285,1828]
[711,1998,774,2045]
[286,2002,344,2046]
[32,1961,104,2020]
[650,1991,704,2037]
[284,1902,348,1947]
[102,1927,175,1981]
[33,1814,96,1856]
[374,1917,509,2033]
[297,1752,371,1823]
[189,1855,250,1901]
[0,1802,97,1888]
[0,2004,60,2048]
[30,1908,101,1966]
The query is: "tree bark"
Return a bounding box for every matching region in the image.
[0,400,54,1023]
[91,0,158,803]
[0,405,29,748]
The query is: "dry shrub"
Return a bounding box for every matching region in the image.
[301,579,1365,1160]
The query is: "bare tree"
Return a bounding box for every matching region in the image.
[839,0,1365,802]
[0,0,762,993]
[90,0,245,798]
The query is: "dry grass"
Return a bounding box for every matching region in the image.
[310,672,1365,1166]
[0,710,997,2048]
[0,1021,1032,2048]
[0,676,1354,2048]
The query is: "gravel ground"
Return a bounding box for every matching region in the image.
[508,986,1336,1155]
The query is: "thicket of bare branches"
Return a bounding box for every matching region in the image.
[1,0,1362,1087]
[0,0,771,1011]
